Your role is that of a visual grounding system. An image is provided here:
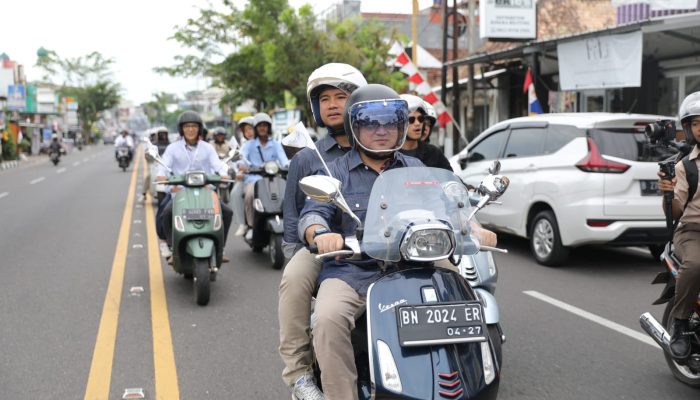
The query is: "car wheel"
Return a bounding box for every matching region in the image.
[529,210,569,266]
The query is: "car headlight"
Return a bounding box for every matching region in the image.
[264,161,280,176]
[185,171,206,186]
[400,224,454,261]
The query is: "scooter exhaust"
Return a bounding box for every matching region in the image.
[639,312,672,353]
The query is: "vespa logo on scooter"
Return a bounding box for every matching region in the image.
[378,299,408,313]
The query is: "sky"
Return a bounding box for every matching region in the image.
[4,0,434,106]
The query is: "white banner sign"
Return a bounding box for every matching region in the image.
[557,30,643,91]
[479,0,536,40]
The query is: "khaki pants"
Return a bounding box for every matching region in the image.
[244,183,255,226]
[313,278,365,400]
[672,223,700,319]
[278,248,323,385]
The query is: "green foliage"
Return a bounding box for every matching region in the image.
[2,132,17,160]
[142,92,184,131]
[158,0,408,124]
[35,49,121,137]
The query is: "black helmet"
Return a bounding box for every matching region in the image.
[344,84,409,159]
[177,110,203,136]
[212,127,226,137]
[680,91,700,144]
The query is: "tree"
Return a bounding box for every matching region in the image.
[35,50,121,141]
[142,92,183,131]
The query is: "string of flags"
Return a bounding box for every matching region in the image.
[394,51,454,128]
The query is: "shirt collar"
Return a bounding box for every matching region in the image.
[690,144,700,161]
[319,136,340,153]
[346,149,408,171]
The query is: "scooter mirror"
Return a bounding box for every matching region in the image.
[299,175,341,203]
[147,144,159,160]
[488,160,501,175]
[479,175,509,201]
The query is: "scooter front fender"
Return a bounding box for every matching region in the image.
[266,216,284,234]
[185,237,215,258]
[474,288,499,324]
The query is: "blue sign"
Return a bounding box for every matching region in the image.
[7,85,26,111]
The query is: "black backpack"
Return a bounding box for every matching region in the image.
[682,155,698,211]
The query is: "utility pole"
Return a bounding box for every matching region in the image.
[451,0,460,155]
[412,0,419,66]
[466,0,476,142]
[440,0,448,151]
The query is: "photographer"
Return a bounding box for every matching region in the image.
[657,91,700,360]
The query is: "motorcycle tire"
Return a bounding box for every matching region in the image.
[661,299,700,387]
[488,324,503,367]
[193,258,211,306]
[270,234,285,270]
[529,210,569,267]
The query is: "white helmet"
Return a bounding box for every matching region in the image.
[423,101,437,126]
[238,116,255,128]
[400,94,427,114]
[253,112,272,127]
[307,63,367,127]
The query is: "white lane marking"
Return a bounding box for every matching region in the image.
[83,158,89,162]
[56,167,66,174]
[523,290,659,348]
[73,161,81,166]
[0,192,8,199]
[30,177,46,185]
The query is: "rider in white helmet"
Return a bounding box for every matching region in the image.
[422,100,438,142]
[279,62,367,400]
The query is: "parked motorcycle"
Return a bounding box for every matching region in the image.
[639,242,700,386]
[301,165,509,399]
[243,160,287,270]
[116,145,131,171]
[148,143,236,306]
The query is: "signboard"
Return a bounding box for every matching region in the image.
[479,0,537,40]
[37,87,57,113]
[25,84,37,113]
[7,85,26,111]
[557,31,643,91]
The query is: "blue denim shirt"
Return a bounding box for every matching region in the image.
[298,149,424,295]
[282,135,350,258]
[240,138,289,185]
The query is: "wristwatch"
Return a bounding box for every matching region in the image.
[313,227,330,239]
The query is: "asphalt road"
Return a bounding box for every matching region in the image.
[0,146,696,399]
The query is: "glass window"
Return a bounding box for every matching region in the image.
[658,76,679,117]
[467,129,508,162]
[503,128,546,158]
[589,129,678,162]
[685,74,700,96]
[544,125,585,154]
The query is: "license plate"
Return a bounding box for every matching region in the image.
[640,180,661,196]
[183,208,214,220]
[396,302,486,347]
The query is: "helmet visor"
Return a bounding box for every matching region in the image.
[349,99,408,155]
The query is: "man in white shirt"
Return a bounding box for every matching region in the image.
[156,111,233,262]
[114,130,134,160]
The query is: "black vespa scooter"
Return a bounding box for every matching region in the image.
[301,166,509,399]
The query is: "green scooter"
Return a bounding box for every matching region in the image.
[146,142,236,305]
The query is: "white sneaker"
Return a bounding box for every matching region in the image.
[234,225,247,237]
[159,242,172,258]
[291,373,325,400]
[137,193,145,203]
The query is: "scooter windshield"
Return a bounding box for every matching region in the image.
[363,167,480,262]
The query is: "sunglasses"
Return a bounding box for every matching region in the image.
[408,115,425,124]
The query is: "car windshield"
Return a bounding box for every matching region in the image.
[362,167,480,262]
[589,128,679,162]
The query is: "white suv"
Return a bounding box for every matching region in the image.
[451,113,676,266]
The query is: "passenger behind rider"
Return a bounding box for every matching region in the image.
[237,112,289,234]
[154,126,172,258]
[155,111,233,264]
[232,117,256,236]
[657,91,700,360]
[399,94,452,171]
[421,101,437,142]
[140,129,159,203]
[278,63,367,400]
[114,129,134,160]
[212,127,231,158]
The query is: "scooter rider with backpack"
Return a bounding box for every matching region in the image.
[156,110,234,263]
[657,91,700,360]
[278,63,367,400]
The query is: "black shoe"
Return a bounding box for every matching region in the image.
[669,318,692,360]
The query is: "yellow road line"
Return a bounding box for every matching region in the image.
[144,160,180,399]
[84,152,142,400]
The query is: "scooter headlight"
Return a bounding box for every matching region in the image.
[263,161,280,176]
[400,224,454,262]
[185,171,206,186]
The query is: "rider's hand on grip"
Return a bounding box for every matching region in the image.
[313,233,344,255]
[657,170,676,193]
